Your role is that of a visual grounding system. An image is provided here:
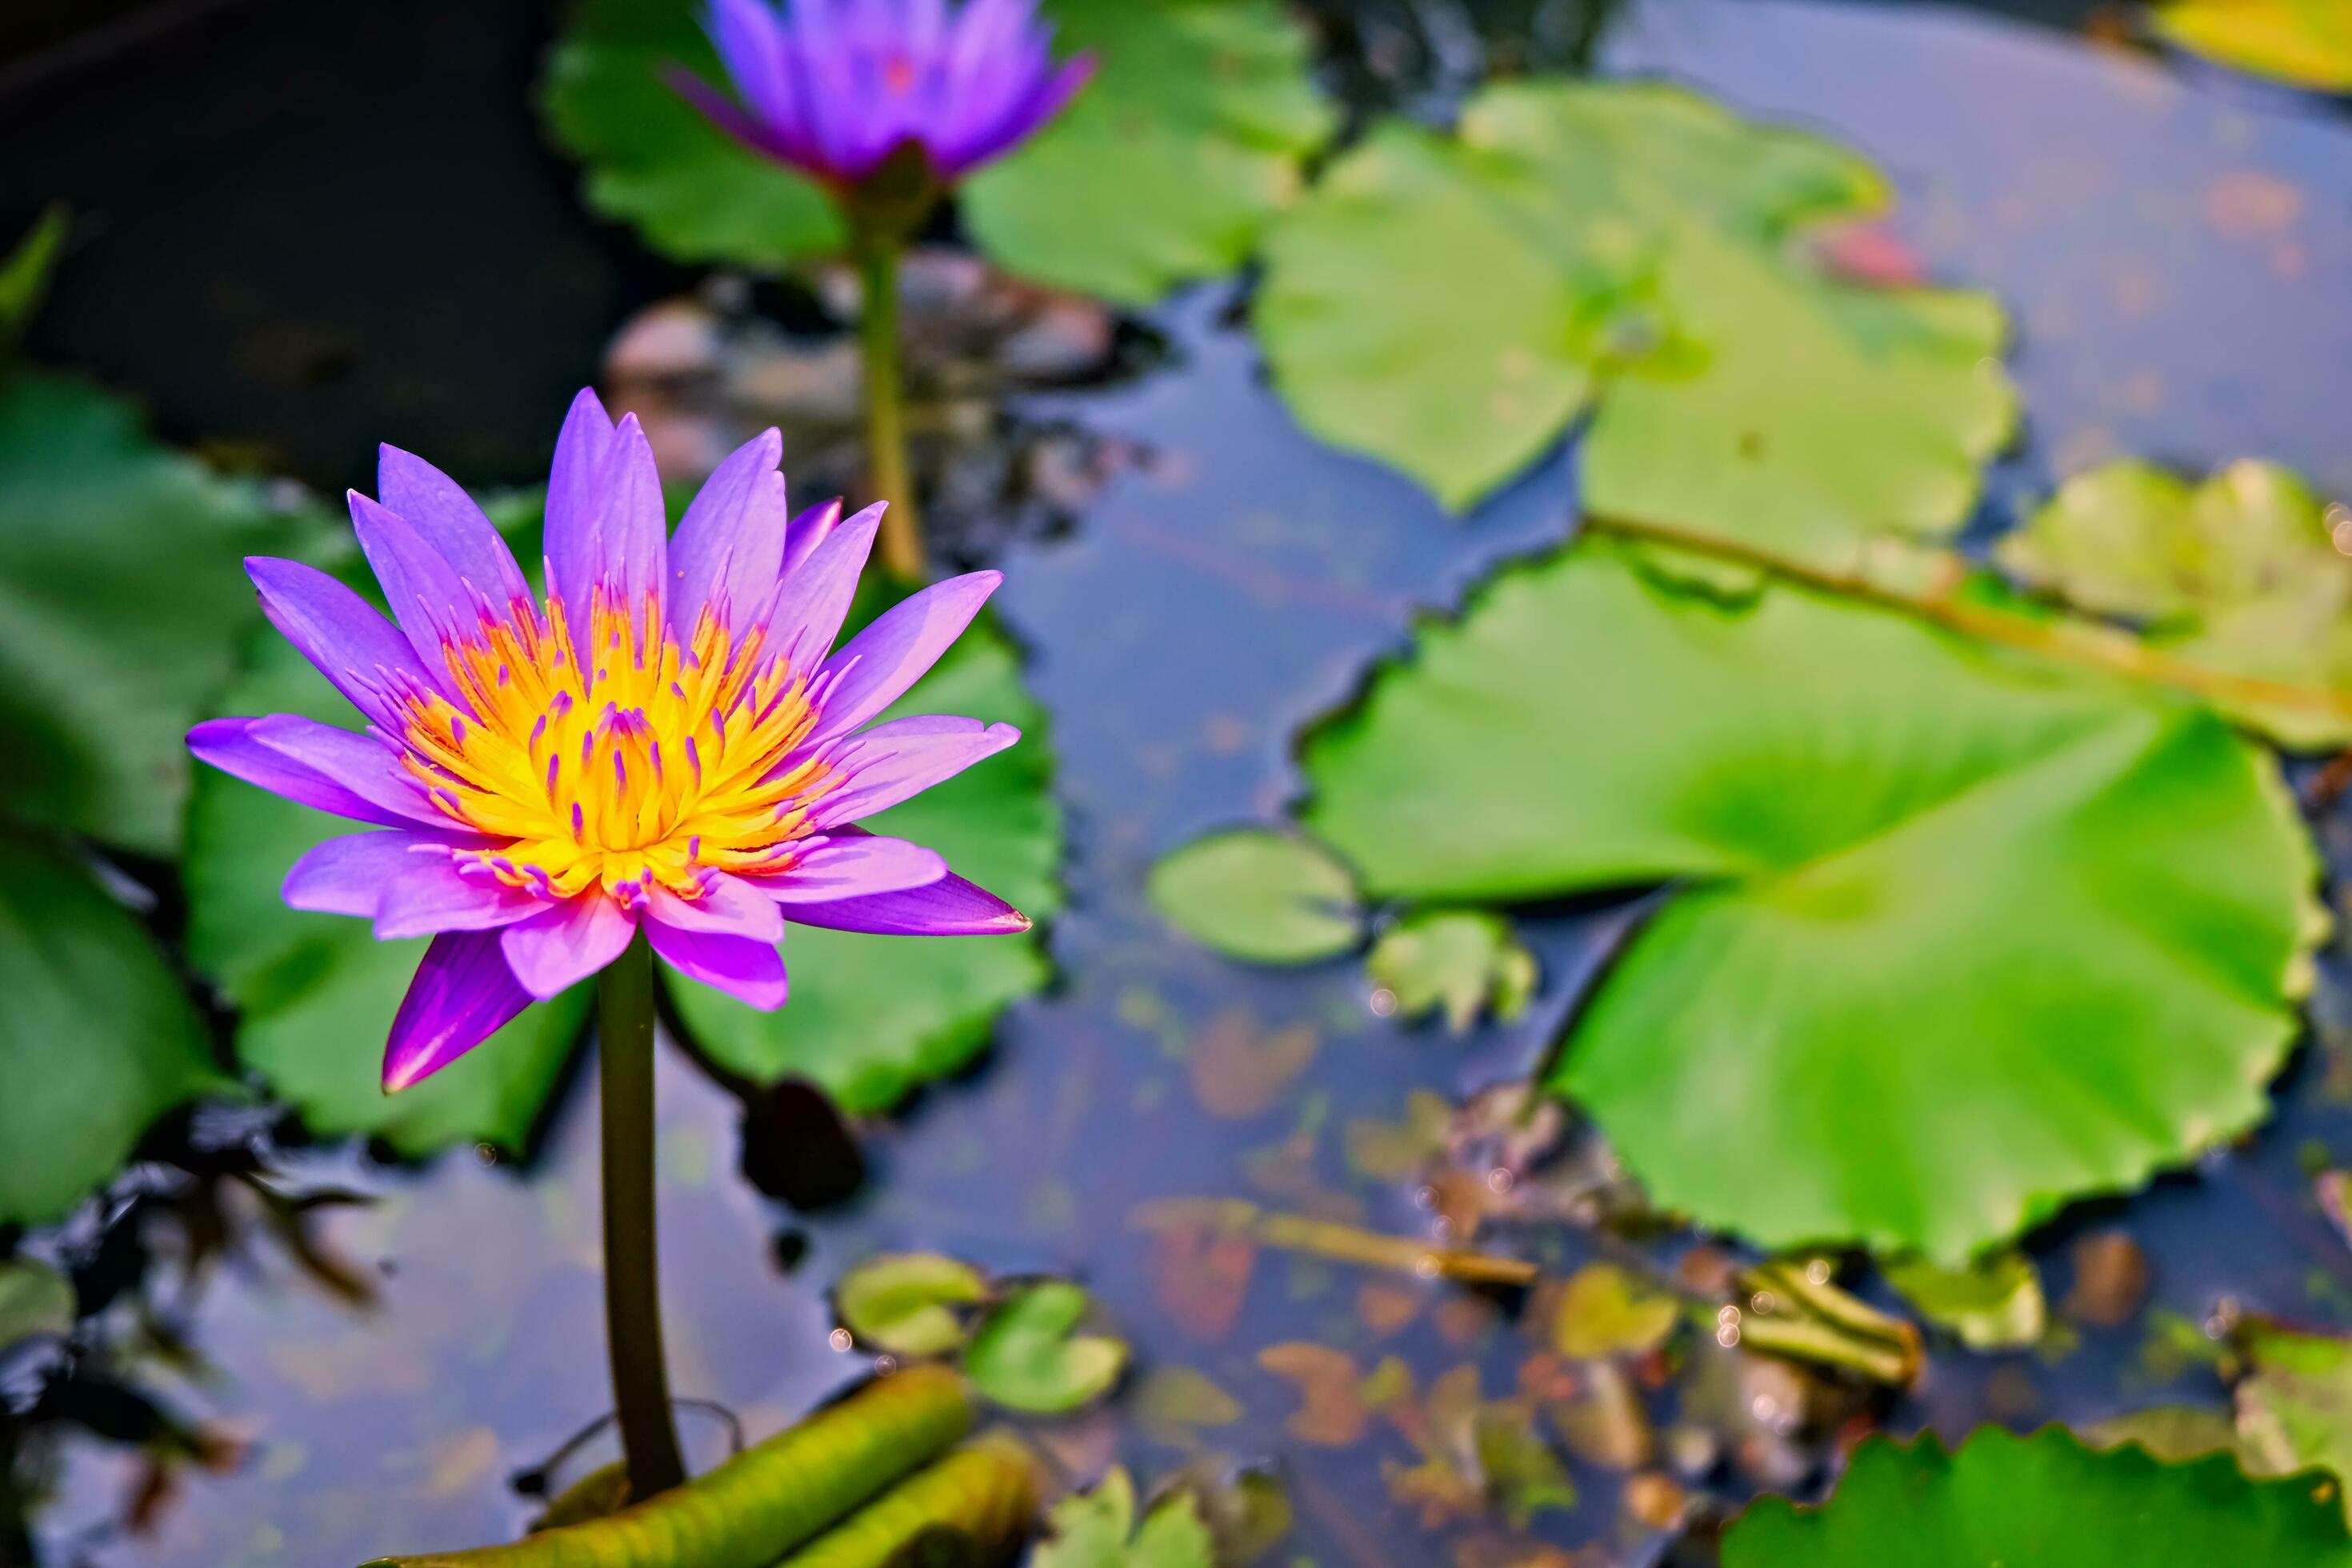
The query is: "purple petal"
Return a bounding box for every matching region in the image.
[764,501,882,674]
[668,427,786,641]
[248,714,450,826]
[246,556,433,732]
[190,716,443,830]
[642,871,786,943]
[282,829,485,918]
[377,446,533,609]
[348,491,478,690]
[646,919,788,1010]
[762,832,946,903]
[599,414,670,619]
[706,0,796,126]
[776,496,845,583]
[782,870,1030,937]
[382,930,536,1091]
[500,892,638,999]
[546,387,618,616]
[375,857,552,942]
[809,570,1000,740]
[806,715,1020,826]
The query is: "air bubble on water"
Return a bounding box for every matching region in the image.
[828,1328,853,1353]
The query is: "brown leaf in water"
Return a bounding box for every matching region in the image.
[2062,1231,2150,1327]
[1258,1343,1370,1446]
[1150,1222,1258,1342]
[1358,1281,1424,1338]
[1192,1013,1318,1120]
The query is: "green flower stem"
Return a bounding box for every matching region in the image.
[856,234,925,584]
[597,933,686,1502]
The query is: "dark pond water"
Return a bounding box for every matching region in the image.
[7,1,2352,1563]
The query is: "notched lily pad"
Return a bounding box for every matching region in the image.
[1366,908,1535,1032]
[834,1252,990,1358]
[2237,1316,2352,1518]
[1257,82,2014,538]
[1297,538,2322,1259]
[1149,828,1362,964]
[1884,1250,2046,1351]
[965,1280,1128,1414]
[1998,459,2352,749]
[1552,1262,1681,1360]
[1034,1466,1216,1568]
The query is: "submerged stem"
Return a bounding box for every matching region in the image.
[596,934,686,1502]
[857,235,925,584]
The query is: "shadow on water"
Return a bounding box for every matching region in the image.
[7,0,2352,1562]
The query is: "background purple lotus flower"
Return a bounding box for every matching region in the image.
[190,388,1029,1093]
[672,0,1095,190]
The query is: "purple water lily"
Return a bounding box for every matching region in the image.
[190,389,1028,1092]
[671,0,1094,190]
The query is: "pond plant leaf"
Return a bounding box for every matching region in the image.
[0,371,314,855]
[0,833,227,1226]
[186,626,590,1156]
[964,1282,1127,1415]
[962,0,1336,305]
[1723,1426,2352,1566]
[1998,459,2352,749]
[777,1435,1040,1568]
[362,1366,973,1566]
[1551,1263,1680,1360]
[543,0,1330,302]
[834,1253,990,1359]
[1366,909,1536,1032]
[1033,1467,1216,1568]
[2236,1317,2352,1518]
[0,1258,75,1349]
[1256,82,2014,537]
[541,0,844,269]
[1147,829,1362,964]
[1884,1250,2047,1351]
[668,610,1061,1110]
[2087,1405,2244,1464]
[1294,538,2321,1260]
[2154,0,2352,91]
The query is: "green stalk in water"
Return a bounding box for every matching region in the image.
[855,231,923,583]
[778,1436,1040,1568]
[358,1367,974,1567]
[599,934,687,1502]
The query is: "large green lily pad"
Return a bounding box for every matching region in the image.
[1997,459,2352,750]
[962,0,1335,305]
[0,832,226,1225]
[184,625,590,1156]
[1256,82,2014,541]
[2238,1318,2352,1516]
[666,608,1063,1112]
[1295,538,2321,1260]
[0,371,314,856]
[1726,1426,2352,1566]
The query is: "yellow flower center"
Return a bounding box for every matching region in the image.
[398,589,829,901]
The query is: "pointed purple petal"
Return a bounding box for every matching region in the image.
[378,445,533,608]
[283,829,486,918]
[545,387,618,615]
[762,832,946,903]
[600,414,670,618]
[806,716,1020,826]
[247,714,450,827]
[348,490,475,691]
[668,427,786,640]
[500,892,638,999]
[246,556,432,732]
[647,919,789,1010]
[764,501,882,673]
[374,858,553,941]
[190,717,442,829]
[809,570,999,740]
[382,930,536,1091]
[776,496,845,583]
[782,870,1030,936]
[642,872,786,943]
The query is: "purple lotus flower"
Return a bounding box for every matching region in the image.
[190,390,1028,1091]
[671,0,1094,190]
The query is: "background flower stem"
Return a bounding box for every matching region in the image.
[857,234,924,582]
[597,933,686,1501]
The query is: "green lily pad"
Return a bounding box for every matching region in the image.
[2088,1406,2245,1464]
[962,0,1335,305]
[2154,0,2352,92]
[1726,1426,2352,1566]
[666,608,1062,1111]
[0,371,315,856]
[1297,538,2321,1260]
[1884,1250,2047,1350]
[0,832,226,1225]
[540,0,844,270]
[1034,1467,1215,1568]
[834,1252,989,1358]
[1366,909,1534,1032]
[1256,82,2014,538]
[964,1281,1128,1415]
[0,1258,75,1349]
[1148,828,1361,965]
[2237,1318,2352,1516]
[1552,1262,1681,1360]
[1997,459,2352,750]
